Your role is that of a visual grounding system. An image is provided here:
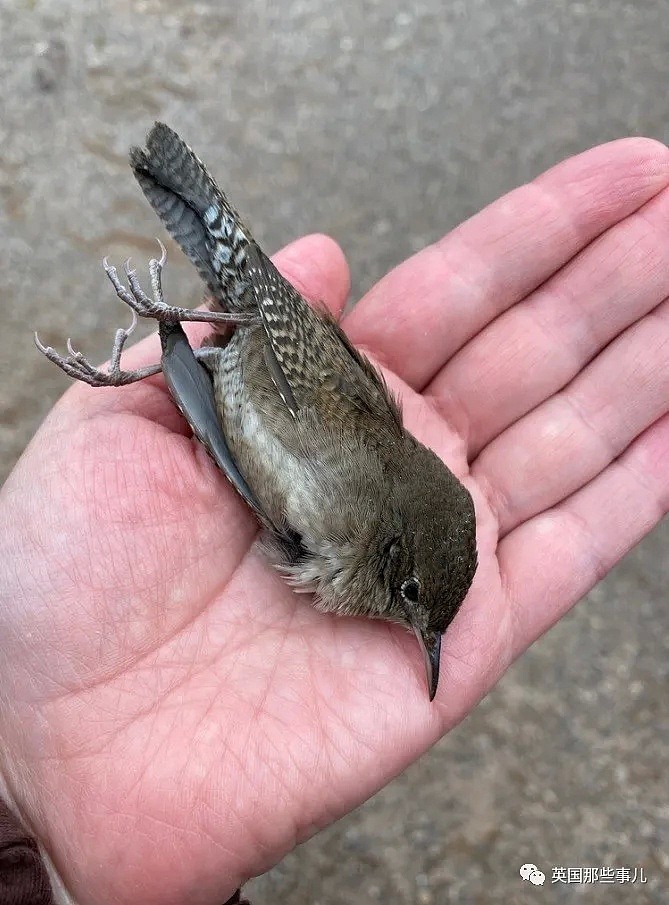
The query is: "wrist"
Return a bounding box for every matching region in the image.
[0,757,73,905]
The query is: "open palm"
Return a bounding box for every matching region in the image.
[1,138,669,905]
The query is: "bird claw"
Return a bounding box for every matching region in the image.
[153,237,167,269]
[34,309,152,387]
[103,241,250,327]
[103,241,171,321]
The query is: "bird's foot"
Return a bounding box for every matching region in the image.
[104,240,256,326]
[34,310,161,387]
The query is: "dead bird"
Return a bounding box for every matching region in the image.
[36,123,477,699]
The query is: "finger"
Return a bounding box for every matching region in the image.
[428,184,669,455]
[280,232,351,314]
[344,138,669,388]
[497,411,669,660]
[474,294,669,536]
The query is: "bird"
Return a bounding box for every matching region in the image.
[35,122,477,700]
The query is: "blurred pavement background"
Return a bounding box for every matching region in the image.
[1,1,667,902]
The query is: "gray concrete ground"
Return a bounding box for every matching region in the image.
[1,0,668,902]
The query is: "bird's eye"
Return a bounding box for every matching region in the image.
[401,576,421,603]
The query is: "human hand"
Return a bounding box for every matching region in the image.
[1,137,668,905]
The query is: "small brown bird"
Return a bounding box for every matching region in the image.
[36,123,477,699]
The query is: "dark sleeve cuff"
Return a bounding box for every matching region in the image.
[0,798,54,905]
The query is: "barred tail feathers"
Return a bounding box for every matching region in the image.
[129,122,253,310]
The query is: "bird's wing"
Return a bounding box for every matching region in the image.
[246,245,403,430]
[159,321,269,520]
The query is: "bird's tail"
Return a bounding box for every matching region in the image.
[130,122,254,311]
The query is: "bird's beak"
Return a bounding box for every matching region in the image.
[411,624,442,701]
